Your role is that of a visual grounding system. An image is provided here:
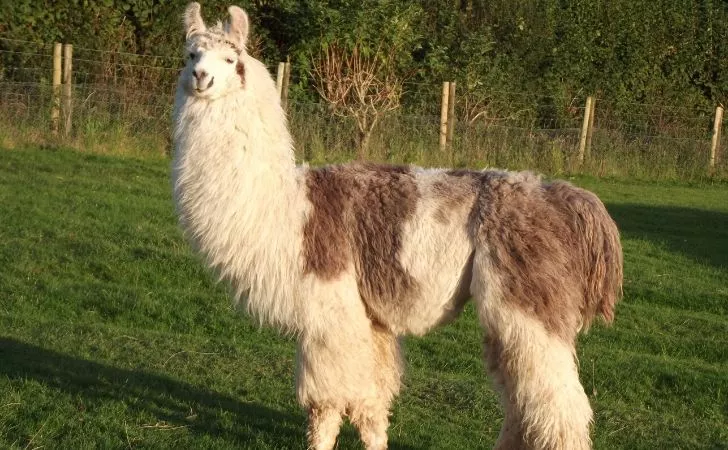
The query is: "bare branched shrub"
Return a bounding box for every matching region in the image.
[311,42,403,158]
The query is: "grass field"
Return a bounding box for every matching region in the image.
[1,147,726,449]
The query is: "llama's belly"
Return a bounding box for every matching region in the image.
[395,252,474,336]
[375,241,474,336]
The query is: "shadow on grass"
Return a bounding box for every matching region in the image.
[0,337,304,446]
[0,337,417,449]
[606,203,728,269]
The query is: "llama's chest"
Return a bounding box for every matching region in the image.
[173,175,306,330]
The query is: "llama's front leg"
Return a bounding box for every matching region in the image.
[297,329,387,450]
[307,404,343,450]
[296,307,380,449]
[350,324,402,450]
[296,321,399,449]
[297,336,349,450]
[349,401,390,450]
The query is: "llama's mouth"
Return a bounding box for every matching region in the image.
[195,77,215,93]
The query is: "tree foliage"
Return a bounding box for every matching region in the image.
[3,0,727,117]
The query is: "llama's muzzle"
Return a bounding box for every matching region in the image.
[193,69,214,92]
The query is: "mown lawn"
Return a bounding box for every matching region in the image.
[1,147,726,449]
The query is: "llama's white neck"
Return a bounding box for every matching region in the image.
[172,85,306,331]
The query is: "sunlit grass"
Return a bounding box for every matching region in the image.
[0,147,726,449]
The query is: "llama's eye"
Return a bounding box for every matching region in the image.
[225,57,235,64]
[189,52,195,60]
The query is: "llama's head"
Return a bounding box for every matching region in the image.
[179,2,252,100]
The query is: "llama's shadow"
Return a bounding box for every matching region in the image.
[0,337,304,446]
[606,203,728,269]
[0,338,417,449]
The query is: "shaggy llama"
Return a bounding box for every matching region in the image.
[172,4,623,449]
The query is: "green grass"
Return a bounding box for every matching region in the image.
[1,147,726,449]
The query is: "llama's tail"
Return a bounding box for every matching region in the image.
[545,181,623,330]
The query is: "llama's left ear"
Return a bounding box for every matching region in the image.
[184,2,206,39]
[227,6,249,49]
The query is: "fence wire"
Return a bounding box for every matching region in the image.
[0,38,725,177]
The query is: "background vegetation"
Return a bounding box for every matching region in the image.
[4,0,727,111]
[1,1,727,180]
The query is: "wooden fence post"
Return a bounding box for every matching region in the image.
[276,62,285,98]
[281,59,291,112]
[439,81,450,152]
[710,105,724,169]
[62,43,73,136]
[585,96,596,159]
[51,43,62,134]
[578,96,594,165]
[446,81,456,147]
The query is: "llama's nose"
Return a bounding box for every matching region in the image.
[193,69,214,91]
[193,69,208,81]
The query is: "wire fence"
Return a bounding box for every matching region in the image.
[0,37,725,179]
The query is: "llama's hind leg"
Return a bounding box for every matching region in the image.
[479,305,593,450]
[471,258,592,449]
[350,325,402,450]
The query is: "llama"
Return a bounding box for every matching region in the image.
[171,3,623,449]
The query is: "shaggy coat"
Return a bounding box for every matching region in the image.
[172,4,623,450]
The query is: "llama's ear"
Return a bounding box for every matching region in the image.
[227,6,249,49]
[184,2,206,39]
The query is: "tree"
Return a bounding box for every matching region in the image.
[312,42,403,158]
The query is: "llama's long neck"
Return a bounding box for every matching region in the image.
[172,83,306,330]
